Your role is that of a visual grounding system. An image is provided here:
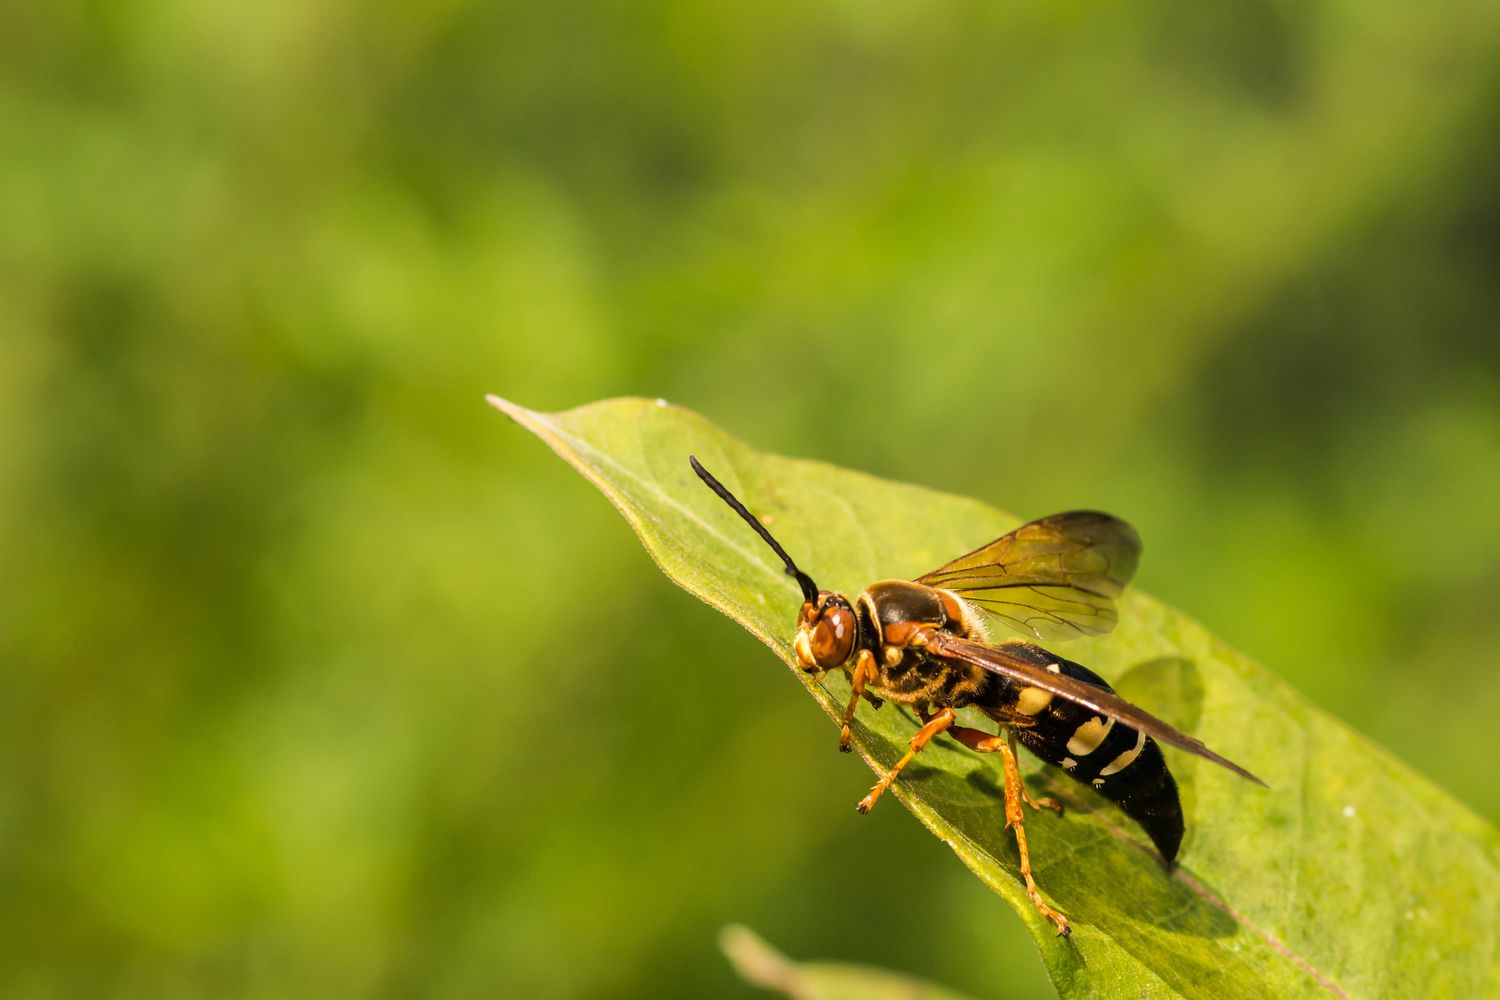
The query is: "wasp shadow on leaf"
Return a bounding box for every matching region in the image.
[1028,656,1265,995]
[952,655,1258,990]
[845,658,1260,992]
[1114,654,1207,853]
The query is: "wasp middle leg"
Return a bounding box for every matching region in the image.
[915,709,1063,816]
[855,707,955,813]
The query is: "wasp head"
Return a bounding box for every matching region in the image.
[795,591,857,673]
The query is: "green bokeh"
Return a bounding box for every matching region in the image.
[3,3,1497,997]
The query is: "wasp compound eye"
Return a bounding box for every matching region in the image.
[811,603,856,667]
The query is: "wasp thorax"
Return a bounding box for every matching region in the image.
[795,592,856,672]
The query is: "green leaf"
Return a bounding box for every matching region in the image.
[721,924,979,1000]
[491,395,1500,999]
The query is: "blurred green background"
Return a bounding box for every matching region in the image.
[4,2,1499,997]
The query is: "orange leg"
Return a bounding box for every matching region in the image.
[920,718,1063,817]
[855,707,955,814]
[996,738,1070,936]
[839,649,878,752]
[865,704,1069,935]
[1009,732,1063,816]
[942,722,1069,936]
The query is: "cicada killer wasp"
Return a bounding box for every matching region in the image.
[689,457,1262,936]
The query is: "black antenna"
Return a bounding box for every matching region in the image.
[690,456,819,603]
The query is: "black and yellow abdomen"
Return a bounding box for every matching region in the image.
[982,641,1184,864]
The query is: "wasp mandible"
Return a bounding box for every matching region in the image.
[689,457,1263,936]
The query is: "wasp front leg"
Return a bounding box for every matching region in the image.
[838,648,880,752]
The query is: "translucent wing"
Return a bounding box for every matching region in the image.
[925,632,1264,785]
[917,511,1141,641]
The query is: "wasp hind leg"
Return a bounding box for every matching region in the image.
[944,721,1070,937]
[1008,732,1064,816]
